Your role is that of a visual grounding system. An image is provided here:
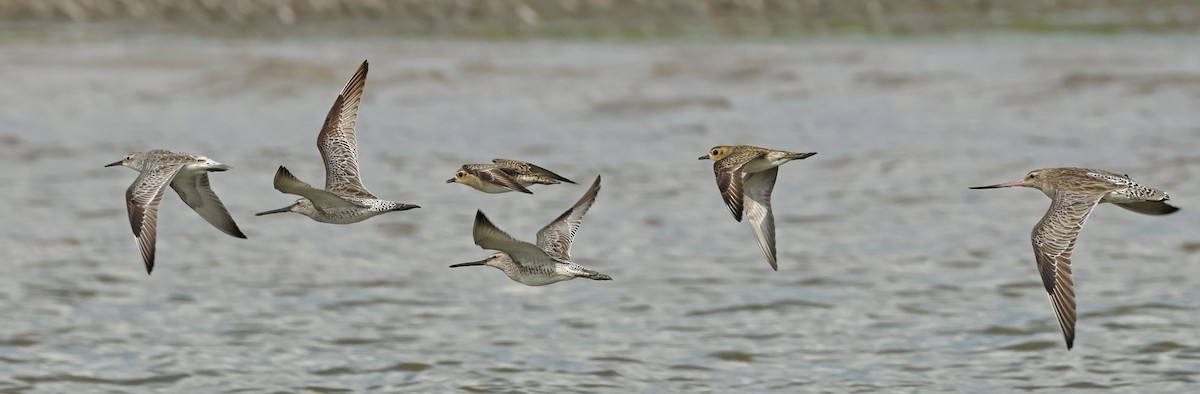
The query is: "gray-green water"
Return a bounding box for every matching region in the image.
[1,35,1199,392]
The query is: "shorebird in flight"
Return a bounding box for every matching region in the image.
[699,145,816,270]
[450,175,612,286]
[447,159,575,194]
[106,150,246,274]
[256,60,419,223]
[971,167,1179,349]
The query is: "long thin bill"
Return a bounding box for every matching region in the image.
[449,260,486,268]
[255,207,291,216]
[969,179,1025,189]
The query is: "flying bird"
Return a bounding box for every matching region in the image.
[971,167,1179,349]
[256,60,419,223]
[106,149,246,274]
[450,175,612,286]
[699,145,816,270]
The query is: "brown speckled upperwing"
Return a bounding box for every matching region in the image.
[492,159,576,184]
[713,150,764,222]
[318,60,374,199]
[537,176,601,261]
[1030,189,1105,350]
[126,164,186,274]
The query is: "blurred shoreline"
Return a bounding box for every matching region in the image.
[1,0,1197,39]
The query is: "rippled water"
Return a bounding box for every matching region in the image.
[1,34,1199,392]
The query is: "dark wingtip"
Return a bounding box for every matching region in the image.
[562,178,578,185]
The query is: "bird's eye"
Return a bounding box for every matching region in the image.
[711,149,720,156]
[1029,172,1038,178]
[456,171,465,178]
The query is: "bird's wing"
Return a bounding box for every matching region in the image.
[1031,189,1105,350]
[743,167,778,270]
[1113,200,1179,215]
[170,171,246,239]
[713,153,761,222]
[493,158,576,184]
[318,60,375,199]
[465,165,533,194]
[125,164,186,274]
[473,210,556,268]
[272,166,366,210]
[536,175,601,261]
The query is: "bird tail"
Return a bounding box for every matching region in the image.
[583,270,612,281]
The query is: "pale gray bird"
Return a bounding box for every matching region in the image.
[450,175,612,286]
[256,60,419,223]
[971,167,1179,350]
[106,149,246,274]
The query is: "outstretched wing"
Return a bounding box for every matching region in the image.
[473,210,556,268]
[170,171,247,239]
[1031,189,1105,350]
[493,158,576,184]
[713,153,761,222]
[318,60,374,198]
[743,167,778,270]
[536,175,601,261]
[126,164,185,274]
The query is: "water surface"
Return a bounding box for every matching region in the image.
[1,35,1199,392]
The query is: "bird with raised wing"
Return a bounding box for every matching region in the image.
[699,145,816,270]
[447,159,575,194]
[256,60,419,223]
[970,167,1179,350]
[106,150,246,274]
[450,175,611,286]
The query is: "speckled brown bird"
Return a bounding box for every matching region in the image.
[699,145,817,271]
[971,167,1179,350]
[447,159,575,194]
